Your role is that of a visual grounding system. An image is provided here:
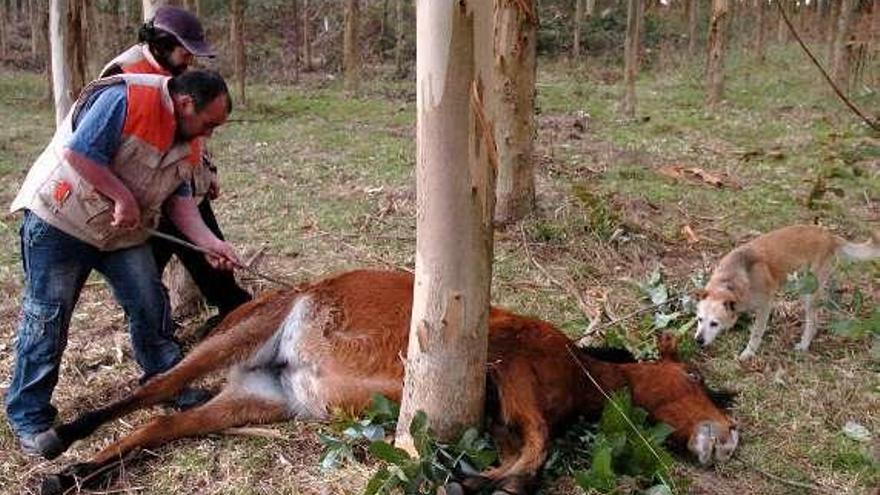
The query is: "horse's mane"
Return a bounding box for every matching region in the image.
[580,346,637,363]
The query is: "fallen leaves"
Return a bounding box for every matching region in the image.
[658,164,739,189]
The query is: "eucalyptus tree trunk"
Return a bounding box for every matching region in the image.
[705,0,729,112]
[394,0,405,77]
[230,0,246,105]
[777,0,789,44]
[754,0,766,62]
[396,0,495,449]
[50,0,88,125]
[620,0,642,118]
[687,0,698,55]
[829,0,854,90]
[826,0,841,52]
[573,0,584,60]
[282,0,300,83]
[142,0,166,20]
[873,0,879,48]
[343,0,360,94]
[493,0,537,224]
[302,0,312,71]
[0,0,7,60]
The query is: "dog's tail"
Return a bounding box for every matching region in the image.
[839,231,880,261]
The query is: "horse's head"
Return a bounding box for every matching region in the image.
[623,333,739,465]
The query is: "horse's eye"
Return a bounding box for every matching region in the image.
[687,371,702,383]
[710,321,718,328]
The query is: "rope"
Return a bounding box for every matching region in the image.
[146,228,294,289]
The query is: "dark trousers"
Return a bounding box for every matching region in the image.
[151,200,252,316]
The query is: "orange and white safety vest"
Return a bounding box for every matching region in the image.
[10,73,201,250]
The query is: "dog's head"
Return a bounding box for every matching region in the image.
[694,289,739,347]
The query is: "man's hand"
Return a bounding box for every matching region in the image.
[206,172,220,200]
[204,239,241,271]
[111,196,141,230]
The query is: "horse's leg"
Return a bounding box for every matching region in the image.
[47,294,294,457]
[477,369,549,494]
[42,387,291,495]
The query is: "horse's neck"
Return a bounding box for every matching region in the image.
[575,355,631,411]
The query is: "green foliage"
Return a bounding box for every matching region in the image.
[320,396,498,495]
[605,269,698,360]
[573,390,676,494]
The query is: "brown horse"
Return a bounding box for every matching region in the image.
[39,270,738,494]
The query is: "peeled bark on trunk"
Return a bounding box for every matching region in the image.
[396,0,494,449]
[493,0,537,225]
[230,0,246,105]
[620,0,642,118]
[343,0,360,94]
[573,0,584,60]
[705,0,729,112]
[830,0,854,90]
[50,0,88,125]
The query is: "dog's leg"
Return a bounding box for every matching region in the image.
[795,267,828,352]
[739,301,771,360]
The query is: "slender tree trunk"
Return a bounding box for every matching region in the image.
[302,0,312,71]
[282,0,300,83]
[493,0,537,224]
[394,0,405,77]
[573,0,584,60]
[754,0,766,62]
[777,0,789,44]
[586,0,596,16]
[0,0,8,60]
[826,0,840,54]
[50,0,88,125]
[830,0,854,90]
[620,0,642,118]
[142,0,166,20]
[343,0,360,94]
[396,0,494,449]
[230,0,246,105]
[705,0,729,112]
[687,0,698,55]
[873,0,880,48]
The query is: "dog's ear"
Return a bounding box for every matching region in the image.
[694,288,708,300]
[724,299,736,313]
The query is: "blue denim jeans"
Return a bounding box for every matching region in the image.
[5,211,182,437]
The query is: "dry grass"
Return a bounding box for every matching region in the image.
[1,46,879,494]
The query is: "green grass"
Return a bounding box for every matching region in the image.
[0,42,878,495]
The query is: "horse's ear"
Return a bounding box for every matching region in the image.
[657,332,679,361]
[694,288,708,300]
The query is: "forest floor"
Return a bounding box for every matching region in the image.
[0,47,878,494]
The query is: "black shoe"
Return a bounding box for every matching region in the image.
[19,429,66,459]
[172,387,214,411]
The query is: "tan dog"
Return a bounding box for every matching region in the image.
[695,225,880,360]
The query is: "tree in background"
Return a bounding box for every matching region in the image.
[705,0,729,112]
[830,0,855,90]
[0,0,8,59]
[493,0,537,225]
[394,0,406,77]
[396,0,495,449]
[282,0,300,83]
[142,0,167,21]
[302,0,312,71]
[343,0,359,94]
[231,0,246,105]
[573,0,584,60]
[49,0,87,125]
[754,0,767,63]
[620,0,643,118]
[686,0,699,55]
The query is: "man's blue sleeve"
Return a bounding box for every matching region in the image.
[67,84,127,167]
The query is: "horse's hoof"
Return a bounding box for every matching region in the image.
[40,474,71,495]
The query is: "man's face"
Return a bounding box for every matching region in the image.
[166,46,194,76]
[174,93,228,141]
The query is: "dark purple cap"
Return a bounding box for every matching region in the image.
[152,6,215,57]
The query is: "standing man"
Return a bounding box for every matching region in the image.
[6,69,238,458]
[102,6,251,332]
